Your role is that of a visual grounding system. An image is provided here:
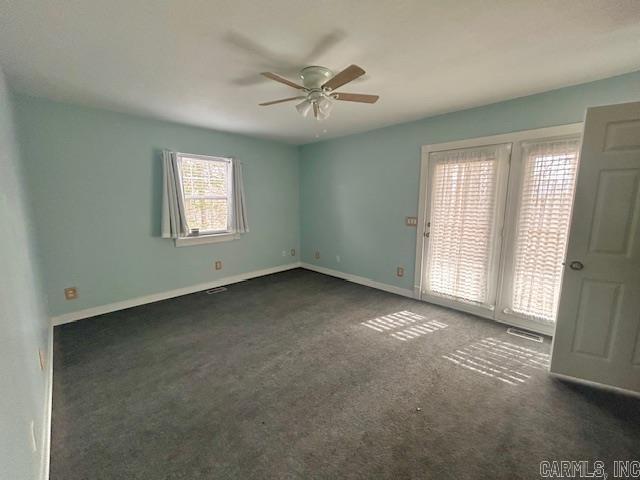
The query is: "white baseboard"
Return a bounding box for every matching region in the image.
[549,371,640,399]
[300,263,415,299]
[40,324,53,480]
[51,262,302,326]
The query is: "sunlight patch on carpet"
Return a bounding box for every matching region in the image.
[361,311,448,341]
[442,336,550,385]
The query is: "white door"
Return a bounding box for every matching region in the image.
[551,102,640,393]
[420,143,511,318]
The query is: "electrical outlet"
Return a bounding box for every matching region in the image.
[214,260,223,270]
[64,287,77,300]
[38,348,45,371]
[314,251,320,260]
[406,216,418,226]
[282,250,287,257]
[336,255,341,263]
[397,266,405,277]
[290,248,296,256]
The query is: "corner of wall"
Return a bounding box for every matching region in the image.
[0,65,53,480]
[295,143,304,259]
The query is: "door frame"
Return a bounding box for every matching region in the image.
[414,123,584,335]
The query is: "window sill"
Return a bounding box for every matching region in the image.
[175,233,240,247]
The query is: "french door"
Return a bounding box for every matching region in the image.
[421,143,510,317]
[415,124,583,335]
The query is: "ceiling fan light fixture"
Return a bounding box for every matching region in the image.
[316,106,330,121]
[296,99,313,117]
[317,96,333,115]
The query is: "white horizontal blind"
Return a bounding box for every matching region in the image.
[426,145,505,305]
[510,138,580,322]
[179,156,232,233]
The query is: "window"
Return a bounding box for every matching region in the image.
[177,153,233,236]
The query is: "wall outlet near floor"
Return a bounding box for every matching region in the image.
[397,266,405,277]
[336,255,341,263]
[214,260,223,270]
[314,251,320,260]
[406,216,418,226]
[38,348,46,371]
[290,248,296,256]
[282,250,287,257]
[64,287,78,300]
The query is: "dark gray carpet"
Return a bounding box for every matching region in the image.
[51,269,640,480]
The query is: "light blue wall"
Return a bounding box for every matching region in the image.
[0,68,50,479]
[11,70,640,323]
[14,96,300,317]
[299,70,640,291]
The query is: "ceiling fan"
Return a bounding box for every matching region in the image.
[259,64,379,120]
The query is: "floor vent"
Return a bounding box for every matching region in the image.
[507,327,543,343]
[206,287,227,295]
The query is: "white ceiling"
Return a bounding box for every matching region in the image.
[1,0,639,144]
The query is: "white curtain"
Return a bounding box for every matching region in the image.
[231,157,249,233]
[161,150,189,238]
[510,137,580,322]
[425,144,509,305]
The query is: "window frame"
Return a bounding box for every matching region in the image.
[174,152,238,247]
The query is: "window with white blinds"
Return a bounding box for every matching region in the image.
[509,138,580,322]
[425,145,507,305]
[177,154,232,234]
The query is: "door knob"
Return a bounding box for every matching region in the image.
[569,261,584,271]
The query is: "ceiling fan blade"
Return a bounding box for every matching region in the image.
[322,64,365,91]
[332,93,379,103]
[259,96,305,106]
[261,72,306,90]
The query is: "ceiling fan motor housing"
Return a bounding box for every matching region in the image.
[300,66,334,91]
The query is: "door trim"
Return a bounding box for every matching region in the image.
[415,123,584,336]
